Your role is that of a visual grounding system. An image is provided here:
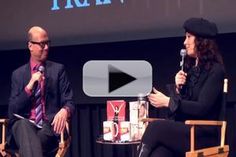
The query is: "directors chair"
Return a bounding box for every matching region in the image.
[0,119,71,157]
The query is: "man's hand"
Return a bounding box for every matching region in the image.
[51,108,68,134]
[26,72,44,91]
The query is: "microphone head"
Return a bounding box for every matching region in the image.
[38,65,45,73]
[180,49,187,57]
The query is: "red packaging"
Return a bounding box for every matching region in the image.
[106,100,126,122]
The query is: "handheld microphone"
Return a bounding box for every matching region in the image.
[32,65,45,93]
[38,65,45,73]
[180,49,187,71]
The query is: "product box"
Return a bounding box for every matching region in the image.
[103,121,119,141]
[129,100,149,140]
[119,121,131,141]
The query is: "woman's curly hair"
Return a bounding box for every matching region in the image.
[184,37,224,71]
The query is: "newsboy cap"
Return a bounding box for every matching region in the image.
[183,18,218,38]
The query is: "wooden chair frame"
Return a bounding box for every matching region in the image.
[185,120,229,157]
[56,122,71,157]
[0,119,71,157]
[0,119,9,157]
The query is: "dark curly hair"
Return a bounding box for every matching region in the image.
[184,37,224,71]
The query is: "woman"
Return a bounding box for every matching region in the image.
[138,18,225,157]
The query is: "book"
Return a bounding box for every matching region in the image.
[106,100,126,122]
[129,100,149,140]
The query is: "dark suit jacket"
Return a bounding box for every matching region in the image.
[8,60,75,127]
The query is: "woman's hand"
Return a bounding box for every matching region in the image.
[148,88,170,108]
[175,70,187,92]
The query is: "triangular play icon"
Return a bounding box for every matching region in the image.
[108,65,136,93]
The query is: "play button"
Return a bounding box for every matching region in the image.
[83,60,152,97]
[108,65,136,93]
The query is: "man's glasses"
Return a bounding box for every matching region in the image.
[30,40,51,49]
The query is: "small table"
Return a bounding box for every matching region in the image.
[96,137,140,157]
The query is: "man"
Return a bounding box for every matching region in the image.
[8,26,75,157]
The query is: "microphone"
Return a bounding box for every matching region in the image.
[180,49,187,71]
[32,65,45,93]
[38,65,45,73]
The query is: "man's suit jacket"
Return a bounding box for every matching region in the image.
[8,60,75,127]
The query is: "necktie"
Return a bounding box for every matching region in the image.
[33,66,43,127]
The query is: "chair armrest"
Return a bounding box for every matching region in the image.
[185,120,225,126]
[0,119,9,157]
[0,119,8,144]
[56,121,71,157]
[0,119,8,123]
[60,121,70,144]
